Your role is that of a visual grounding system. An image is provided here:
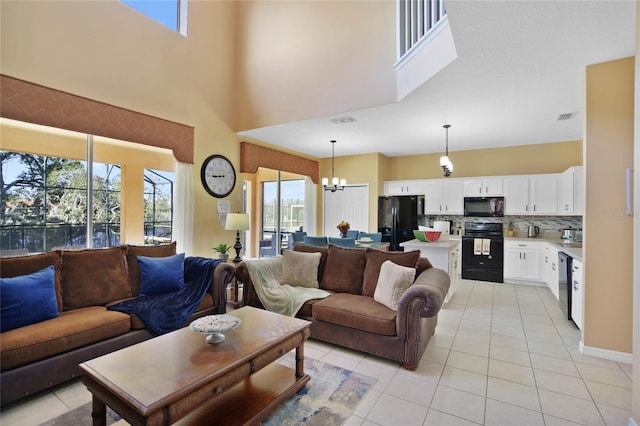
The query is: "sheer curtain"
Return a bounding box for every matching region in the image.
[173,162,194,255]
[304,176,317,236]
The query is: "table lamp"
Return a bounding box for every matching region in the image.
[225,213,250,262]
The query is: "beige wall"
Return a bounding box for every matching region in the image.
[584,57,635,355]
[384,140,583,181]
[1,0,243,256]
[234,0,396,131]
[633,4,639,422]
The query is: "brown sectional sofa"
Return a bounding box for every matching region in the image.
[0,243,235,405]
[236,243,450,371]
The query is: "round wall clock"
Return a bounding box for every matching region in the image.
[200,154,236,198]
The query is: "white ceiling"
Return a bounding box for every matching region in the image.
[238,0,636,159]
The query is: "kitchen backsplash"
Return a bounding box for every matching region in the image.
[420,215,582,236]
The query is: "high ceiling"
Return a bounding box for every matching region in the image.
[238,1,636,159]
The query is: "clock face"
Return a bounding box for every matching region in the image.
[200,155,236,198]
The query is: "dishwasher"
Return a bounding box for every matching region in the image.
[558,252,575,325]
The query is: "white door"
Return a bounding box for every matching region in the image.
[323,185,369,237]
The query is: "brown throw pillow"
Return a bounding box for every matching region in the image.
[320,244,366,294]
[374,260,416,310]
[280,250,322,288]
[362,248,420,296]
[61,246,130,311]
[293,243,329,283]
[126,242,177,296]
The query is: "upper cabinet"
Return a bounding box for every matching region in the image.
[559,166,584,215]
[505,174,558,215]
[384,180,424,195]
[424,179,463,214]
[463,178,503,196]
[384,167,580,217]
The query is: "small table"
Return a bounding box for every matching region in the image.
[80,307,311,425]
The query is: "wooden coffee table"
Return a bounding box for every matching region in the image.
[80,306,311,425]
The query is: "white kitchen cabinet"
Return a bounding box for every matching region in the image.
[559,166,584,215]
[504,174,558,215]
[571,259,583,330]
[445,244,459,304]
[463,178,503,196]
[385,180,425,195]
[543,244,560,300]
[424,179,463,214]
[504,240,542,282]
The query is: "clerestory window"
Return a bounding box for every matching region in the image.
[121,0,188,36]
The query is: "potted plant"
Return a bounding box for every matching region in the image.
[213,242,230,261]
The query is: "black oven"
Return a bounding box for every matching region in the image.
[461,222,504,283]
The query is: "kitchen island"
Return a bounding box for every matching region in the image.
[400,238,460,303]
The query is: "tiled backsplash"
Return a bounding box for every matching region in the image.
[420,215,582,236]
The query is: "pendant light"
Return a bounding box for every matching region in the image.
[440,124,454,177]
[322,140,346,192]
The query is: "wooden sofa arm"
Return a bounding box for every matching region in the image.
[395,267,450,340]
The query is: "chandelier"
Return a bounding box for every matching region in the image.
[322,140,346,192]
[440,124,454,177]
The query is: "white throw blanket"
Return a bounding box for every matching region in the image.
[245,257,331,317]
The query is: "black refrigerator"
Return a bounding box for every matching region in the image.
[378,195,425,251]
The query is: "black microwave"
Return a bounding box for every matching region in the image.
[464,197,505,217]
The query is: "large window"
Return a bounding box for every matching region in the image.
[0,152,121,252]
[144,169,174,245]
[0,118,176,254]
[262,179,305,237]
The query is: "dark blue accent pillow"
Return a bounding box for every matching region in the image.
[137,253,185,297]
[1,265,59,333]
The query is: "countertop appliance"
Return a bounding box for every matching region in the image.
[560,228,582,242]
[461,222,504,283]
[463,197,504,217]
[558,251,577,328]
[527,225,540,238]
[378,195,425,251]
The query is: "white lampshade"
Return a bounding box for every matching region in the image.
[225,213,250,231]
[322,177,329,186]
[339,178,347,186]
[332,177,339,185]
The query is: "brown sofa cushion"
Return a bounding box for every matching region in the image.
[293,243,328,283]
[362,248,421,296]
[60,247,130,311]
[0,306,131,371]
[0,251,63,311]
[126,242,177,296]
[320,244,367,294]
[312,293,397,336]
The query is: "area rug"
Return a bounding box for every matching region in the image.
[39,354,376,426]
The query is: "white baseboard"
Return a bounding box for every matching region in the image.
[580,341,633,364]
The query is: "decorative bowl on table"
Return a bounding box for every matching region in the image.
[189,314,241,344]
[424,231,442,242]
[413,230,428,242]
[356,237,373,246]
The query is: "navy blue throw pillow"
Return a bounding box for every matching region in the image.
[1,265,59,332]
[137,253,185,297]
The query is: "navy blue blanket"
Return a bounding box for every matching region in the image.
[108,257,223,335]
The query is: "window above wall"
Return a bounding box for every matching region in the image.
[121,0,188,36]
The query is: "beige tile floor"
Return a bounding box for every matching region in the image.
[0,279,633,425]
